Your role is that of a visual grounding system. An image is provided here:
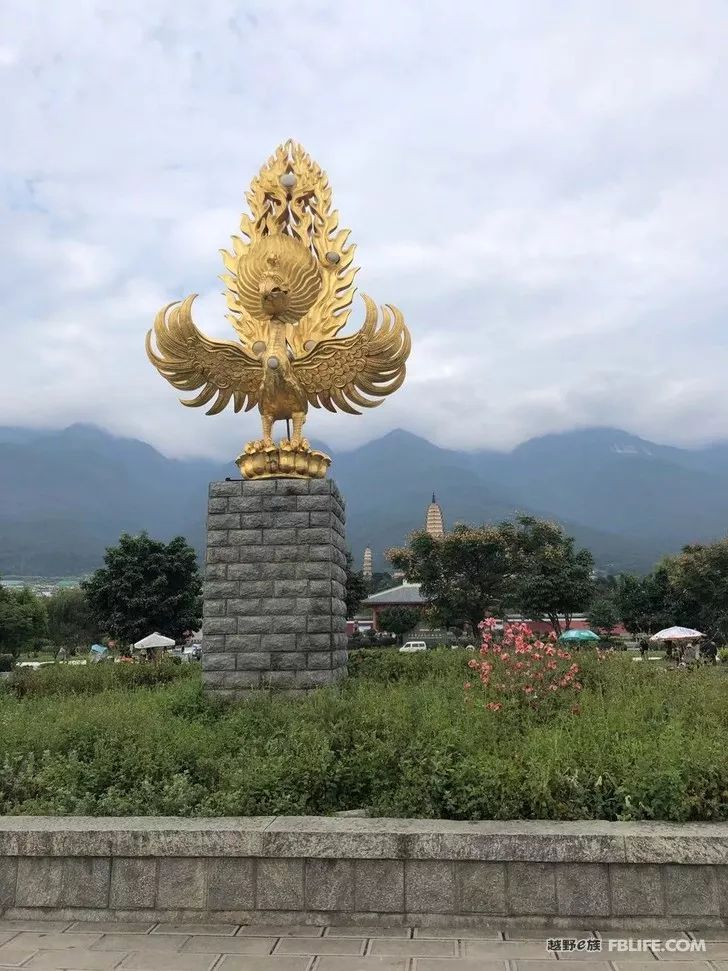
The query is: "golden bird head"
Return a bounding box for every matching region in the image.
[237,233,322,324]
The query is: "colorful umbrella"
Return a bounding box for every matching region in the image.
[650,626,704,641]
[559,629,600,642]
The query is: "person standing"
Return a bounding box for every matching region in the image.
[56,646,68,663]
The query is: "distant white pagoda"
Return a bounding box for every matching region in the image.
[363,546,373,580]
[425,493,444,538]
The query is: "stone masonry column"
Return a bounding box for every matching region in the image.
[201,478,348,700]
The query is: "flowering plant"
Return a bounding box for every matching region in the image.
[465,618,582,710]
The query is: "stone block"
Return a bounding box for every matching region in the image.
[332,650,349,667]
[210,481,243,497]
[257,859,305,910]
[297,561,332,580]
[297,495,334,511]
[204,653,237,672]
[0,857,16,907]
[308,580,332,596]
[202,635,227,653]
[302,633,335,650]
[239,581,273,596]
[302,527,333,545]
[203,599,226,617]
[261,633,295,651]
[207,858,255,910]
[205,564,228,580]
[272,512,310,528]
[261,597,295,613]
[355,860,404,913]
[267,495,300,510]
[263,528,298,545]
[276,479,313,495]
[307,651,333,669]
[609,863,664,916]
[208,513,242,530]
[206,546,239,564]
[202,670,225,689]
[208,498,228,513]
[270,546,309,562]
[270,615,307,634]
[309,512,334,527]
[308,616,332,633]
[263,671,297,689]
[157,857,207,909]
[223,671,261,688]
[295,597,331,616]
[555,863,609,916]
[271,652,307,670]
[63,857,111,908]
[405,860,456,914]
[275,579,310,596]
[456,861,506,914]
[228,496,264,513]
[664,864,719,915]
[235,652,272,670]
[227,598,262,614]
[237,616,272,634]
[110,858,157,909]
[305,859,355,911]
[718,865,728,916]
[225,634,263,650]
[228,529,264,546]
[16,857,63,907]
[204,617,237,635]
[206,529,229,546]
[507,862,557,915]
[295,669,338,689]
[228,563,268,580]
[204,580,240,599]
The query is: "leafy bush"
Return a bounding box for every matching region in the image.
[718,647,728,663]
[0,654,13,673]
[6,659,193,699]
[0,650,727,821]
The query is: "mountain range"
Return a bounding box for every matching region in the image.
[1,423,727,577]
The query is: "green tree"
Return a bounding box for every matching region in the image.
[503,516,595,636]
[587,597,621,636]
[389,525,512,634]
[616,567,675,634]
[46,588,98,648]
[662,538,728,640]
[82,532,201,644]
[345,551,369,619]
[378,606,422,644]
[0,585,48,657]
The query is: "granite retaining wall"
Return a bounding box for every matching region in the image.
[1,818,727,927]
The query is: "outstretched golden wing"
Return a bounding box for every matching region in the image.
[292,294,411,414]
[146,295,263,415]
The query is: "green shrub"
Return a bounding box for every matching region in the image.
[718,647,728,663]
[0,654,14,673]
[7,659,193,699]
[0,650,727,821]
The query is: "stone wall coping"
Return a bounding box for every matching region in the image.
[0,816,726,864]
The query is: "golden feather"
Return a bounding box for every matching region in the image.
[145,295,263,416]
[293,295,411,415]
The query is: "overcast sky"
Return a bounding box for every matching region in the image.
[2,1,727,459]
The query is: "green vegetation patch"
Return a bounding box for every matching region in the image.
[0,651,726,821]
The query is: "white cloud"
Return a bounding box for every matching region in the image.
[1,0,727,459]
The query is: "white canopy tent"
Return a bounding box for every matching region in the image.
[133,632,176,651]
[650,626,704,642]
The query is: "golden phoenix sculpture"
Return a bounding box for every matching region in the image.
[146,140,411,478]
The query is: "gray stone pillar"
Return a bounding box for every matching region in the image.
[201,478,348,700]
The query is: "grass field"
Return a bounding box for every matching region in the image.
[0,649,726,821]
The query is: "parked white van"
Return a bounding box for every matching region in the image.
[399,640,427,653]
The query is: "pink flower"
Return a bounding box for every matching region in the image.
[486,701,502,711]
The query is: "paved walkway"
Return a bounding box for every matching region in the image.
[0,921,723,971]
